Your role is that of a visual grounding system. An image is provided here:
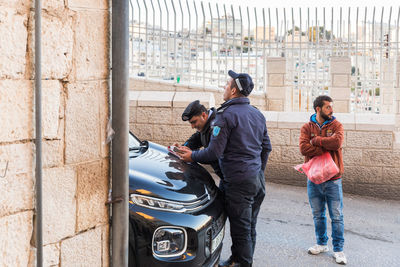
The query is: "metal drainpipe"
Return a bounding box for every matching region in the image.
[34,0,43,265]
[111,0,129,266]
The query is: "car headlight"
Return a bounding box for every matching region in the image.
[130,193,210,213]
[152,226,187,257]
[130,194,185,212]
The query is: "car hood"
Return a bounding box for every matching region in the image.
[129,142,216,202]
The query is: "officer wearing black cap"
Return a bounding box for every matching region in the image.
[178,70,272,267]
[180,100,223,178]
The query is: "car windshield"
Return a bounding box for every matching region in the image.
[129,133,141,150]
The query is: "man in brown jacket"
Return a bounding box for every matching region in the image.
[299,95,347,265]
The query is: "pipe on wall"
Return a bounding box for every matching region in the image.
[111,0,130,266]
[34,0,43,265]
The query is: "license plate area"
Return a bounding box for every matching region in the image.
[211,226,224,254]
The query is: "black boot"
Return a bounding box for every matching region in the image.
[218,257,241,267]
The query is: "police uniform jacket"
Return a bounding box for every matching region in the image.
[191,97,272,183]
[184,108,223,178]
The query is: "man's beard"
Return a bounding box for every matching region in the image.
[321,111,332,121]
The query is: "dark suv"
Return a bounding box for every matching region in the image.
[129,132,226,266]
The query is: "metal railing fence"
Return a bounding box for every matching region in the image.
[129,1,400,113]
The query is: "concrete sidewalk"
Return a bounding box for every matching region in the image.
[219,182,400,267]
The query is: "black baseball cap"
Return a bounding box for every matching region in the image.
[182,100,206,121]
[228,70,254,96]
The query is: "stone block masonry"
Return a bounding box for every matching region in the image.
[0,1,110,265]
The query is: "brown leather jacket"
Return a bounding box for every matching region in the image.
[299,114,344,180]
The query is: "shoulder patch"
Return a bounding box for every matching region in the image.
[251,105,259,110]
[217,106,228,114]
[213,126,221,137]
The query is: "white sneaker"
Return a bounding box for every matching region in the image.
[333,251,347,265]
[308,244,329,255]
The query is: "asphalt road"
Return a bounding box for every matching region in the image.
[217,182,400,267]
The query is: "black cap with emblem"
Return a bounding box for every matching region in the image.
[228,70,254,96]
[181,100,207,121]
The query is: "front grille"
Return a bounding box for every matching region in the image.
[183,192,211,212]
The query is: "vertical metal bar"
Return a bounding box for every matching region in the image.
[231,5,236,71]
[340,7,342,55]
[348,7,351,109]
[239,6,243,73]
[372,6,376,111]
[209,2,213,85]
[397,8,400,75]
[379,7,384,111]
[143,0,148,77]
[388,6,393,112]
[177,0,186,81]
[283,8,286,58]
[255,7,258,91]
[164,0,170,79]
[331,7,334,56]
[150,0,155,77]
[368,7,375,112]
[186,0,191,83]
[388,7,392,62]
[348,7,351,57]
[276,8,279,54]
[201,2,205,87]
[315,8,318,95]
[129,0,134,75]
[268,8,271,56]
[34,0,43,265]
[194,0,198,82]
[397,8,400,110]
[224,5,228,73]
[323,7,326,41]
[299,7,302,111]
[136,0,141,75]
[315,7,318,44]
[171,0,177,82]
[356,7,360,111]
[217,4,221,86]
[157,0,162,78]
[323,7,326,98]
[291,7,295,110]
[263,8,266,92]
[179,0,184,82]
[112,0,129,266]
[307,7,310,110]
[247,7,250,73]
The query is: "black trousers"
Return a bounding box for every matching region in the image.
[220,170,266,267]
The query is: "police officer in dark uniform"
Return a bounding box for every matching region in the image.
[180,100,223,179]
[178,71,272,267]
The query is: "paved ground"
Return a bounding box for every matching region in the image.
[218,182,400,267]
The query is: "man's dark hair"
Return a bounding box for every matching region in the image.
[192,105,207,117]
[182,100,207,121]
[313,95,333,112]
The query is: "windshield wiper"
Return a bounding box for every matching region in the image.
[129,141,148,151]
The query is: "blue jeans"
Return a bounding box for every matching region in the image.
[307,178,344,252]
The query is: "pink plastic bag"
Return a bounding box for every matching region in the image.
[294,152,339,184]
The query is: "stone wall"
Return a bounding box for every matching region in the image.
[129,84,400,200]
[0,1,110,265]
[130,77,267,110]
